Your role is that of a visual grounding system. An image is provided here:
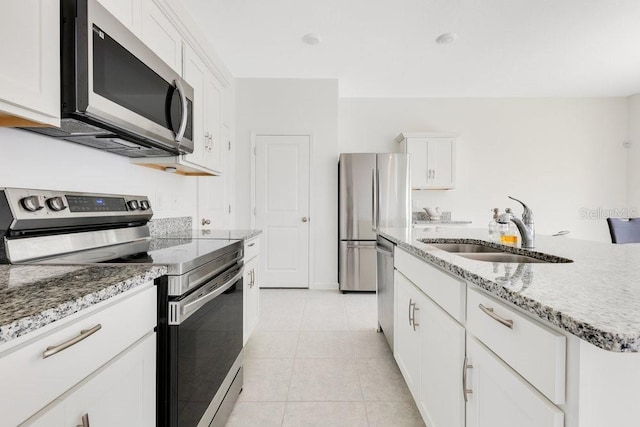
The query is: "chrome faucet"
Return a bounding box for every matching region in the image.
[497,196,535,248]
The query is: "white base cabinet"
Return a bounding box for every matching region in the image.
[25,332,156,427]
[243,236,261,344]
[466,337,564,427]
[394,269,465,427]
[0,284,157,426]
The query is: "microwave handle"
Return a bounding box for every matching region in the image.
[174,79,188,143]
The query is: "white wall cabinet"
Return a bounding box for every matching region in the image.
[394,266,465,427]
[244,236,261,344]
[98,0,141,33]
[396,133,456,189]
[182,44,224,175]
[140,0,183,73]
[0,0,60,127]
[466,337,564,427]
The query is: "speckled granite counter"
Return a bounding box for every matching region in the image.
[412,220,473,226]
[0,264,166,345]
[156,229,262,241]
[379,227,640,352]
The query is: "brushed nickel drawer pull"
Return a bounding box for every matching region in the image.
[479,304,514,329]
[43,324,102,359]
[462,357,473,402]
[247,242,255,247]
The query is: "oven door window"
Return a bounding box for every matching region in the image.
[171,278,243,427]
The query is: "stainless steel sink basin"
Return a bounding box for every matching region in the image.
[424,240,573,264]
[428,243,504,253]
[455,252,551,264]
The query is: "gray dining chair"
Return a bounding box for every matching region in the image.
[606,218,640,244]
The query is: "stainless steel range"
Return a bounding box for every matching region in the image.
[0,187,244,427]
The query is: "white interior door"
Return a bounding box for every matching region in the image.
[254,135,310,288]
[197,125,232,229]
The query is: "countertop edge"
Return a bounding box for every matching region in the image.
[379,230,638,353]
[0,266,167,345]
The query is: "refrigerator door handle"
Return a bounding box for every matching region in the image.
[372,168,378,229]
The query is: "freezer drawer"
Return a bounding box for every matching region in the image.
[339,241,377,291]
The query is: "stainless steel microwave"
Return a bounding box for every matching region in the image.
[24,0,194,158]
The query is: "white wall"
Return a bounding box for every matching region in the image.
[0,128,198,219]
[340,98,629,242]
[627,93,640,209]
[234,78,339,288]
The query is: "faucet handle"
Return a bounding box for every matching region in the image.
[508,196,533,223]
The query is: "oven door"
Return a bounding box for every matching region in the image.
[159,263,244,427]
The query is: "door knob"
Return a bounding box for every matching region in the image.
[302,217,308,222]
[202,218,211,226]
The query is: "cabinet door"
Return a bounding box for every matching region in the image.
[466,337,564,427]
[0,0,60,126]
[64,333,156,427]
[419,296,465,427]
[407,139,430,189]
[205,72,224,173]
[140,0,182,73]
[244,257,260,344]
[393,271,423,399]
[427,138,455,189]
[182,45,208,168]
[98,0,141,33]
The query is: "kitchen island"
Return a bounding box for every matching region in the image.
[378,227,640,427]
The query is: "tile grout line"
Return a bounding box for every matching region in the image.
[281,294,307,426]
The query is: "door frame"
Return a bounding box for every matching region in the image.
[250,131,314,288]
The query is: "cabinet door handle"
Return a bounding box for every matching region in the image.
[409,299,417,328]
[479,304,514,329]
[76,413,90,427]
[248,242,255,247]
[43,324,102,359]
[462,357,473,403]
[408,299,413,326]
[412,306,420,331]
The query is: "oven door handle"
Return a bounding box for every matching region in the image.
[179,270,244,321]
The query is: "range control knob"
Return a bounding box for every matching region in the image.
[127,200,140,211]
[20,195,45,212]
[139,200,150,211]
[46,196,68,212]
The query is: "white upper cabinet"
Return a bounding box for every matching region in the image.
[97,0,141,33]
[396,132,457,190]
[140,0,182,73]
[181,44,224,174]
[0,0,60,127]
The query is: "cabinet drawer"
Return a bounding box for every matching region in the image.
[244,236,261,261]
[466,287,565,404]
[395,248,465,323]
[0,284,156,425]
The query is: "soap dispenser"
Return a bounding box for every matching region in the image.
[500,208,518,245]
[488,208,500,241]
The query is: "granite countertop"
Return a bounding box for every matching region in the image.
[0,264,166,345]
[413,220,473,225]
[378,227,640,353]
[156,229,262,240]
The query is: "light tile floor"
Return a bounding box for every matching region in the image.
[225,289,425,427]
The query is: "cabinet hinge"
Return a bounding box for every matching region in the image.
[253,207,257,216]
[228,204,231,214]
[253,146,256,155]
[228,140,231,151]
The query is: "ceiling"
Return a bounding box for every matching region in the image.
[180,0,640,98]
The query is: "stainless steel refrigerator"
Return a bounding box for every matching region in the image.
[338,153,410,291]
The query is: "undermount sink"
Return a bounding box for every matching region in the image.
[455,252,550,264]
[428,243,504,253]
[423,240,573,264]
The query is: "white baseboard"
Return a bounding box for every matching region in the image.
[310,282,339,290]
